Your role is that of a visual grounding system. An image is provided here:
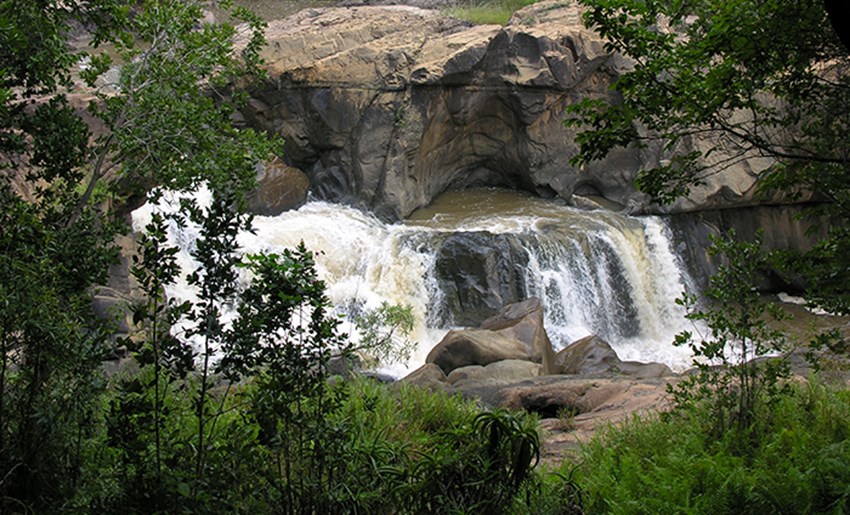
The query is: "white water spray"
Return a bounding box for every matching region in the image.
[133,188,697,375]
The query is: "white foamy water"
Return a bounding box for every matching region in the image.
[133,187,698,375]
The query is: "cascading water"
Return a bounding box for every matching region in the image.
[133,187,697,376]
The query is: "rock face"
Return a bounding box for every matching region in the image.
[246,158,310,216]
[238,3,644,221]
[434,231,528,325]
[238,1,792,221]
[668,204,832,290]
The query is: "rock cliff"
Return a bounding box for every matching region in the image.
[239,1,779,221]
[232,1,834,300]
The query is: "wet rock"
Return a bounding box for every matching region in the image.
[246,159,310,216]
[434,232,528,325]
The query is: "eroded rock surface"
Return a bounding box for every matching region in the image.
[238,3,634,220]
[238,1,792,221]
[246,158,310,216]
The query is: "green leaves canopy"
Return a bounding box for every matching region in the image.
[568,0,850,313]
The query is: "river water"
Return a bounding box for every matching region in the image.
[134,187,698,376]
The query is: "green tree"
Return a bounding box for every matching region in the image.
[567,0,850,314]
[671,231,792,450]
[0,0,126,510]
[1,0,275,509]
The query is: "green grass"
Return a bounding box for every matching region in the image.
[446,0,538,26]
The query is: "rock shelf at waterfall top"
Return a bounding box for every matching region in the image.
[236,0,795,223]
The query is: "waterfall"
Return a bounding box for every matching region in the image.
[133,188,697,376]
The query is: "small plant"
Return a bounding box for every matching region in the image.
[353,301,416,368]
[393,102,408,128]
[408,408,541,513]
[553,406,578,431]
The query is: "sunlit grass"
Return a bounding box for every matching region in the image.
[446,0,538,26]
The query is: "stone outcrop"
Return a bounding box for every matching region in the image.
[237,1,793,221]
[480,297,557,374]
[434,231,528,325]
[403,298,678,462]
[236,3,629,221]
[668,204,833,290]
[426,329,532,373]
[554,334,672,378]
[502,376,673,463]
[446,359,541,387]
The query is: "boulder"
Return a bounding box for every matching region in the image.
[554,334,672,377]
[246,159,310,216]
[616,361,673,379]
[554,334,621,375]
[446,359,541,387]
[399,363,447,391]
[481,298,558,374]
[426,329,530,374]
[426,297,559,374]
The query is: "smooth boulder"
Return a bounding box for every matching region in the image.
[426,297,558,374]
[555,334,672,378]
[480,297,558,374]
[426,329,530,375]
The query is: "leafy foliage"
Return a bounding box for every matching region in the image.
[670,231,792,448]
[576,382,850,514]
[567,0,850,315]
[568,0,849,197]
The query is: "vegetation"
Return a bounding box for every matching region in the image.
[446,0,537,26]
[567,0,850,316]
[573,381,850,514]
[1,0,545,512]
[549,1,850,513]
[5,0,850,512]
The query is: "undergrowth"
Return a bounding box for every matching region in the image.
[558,380,850,514]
